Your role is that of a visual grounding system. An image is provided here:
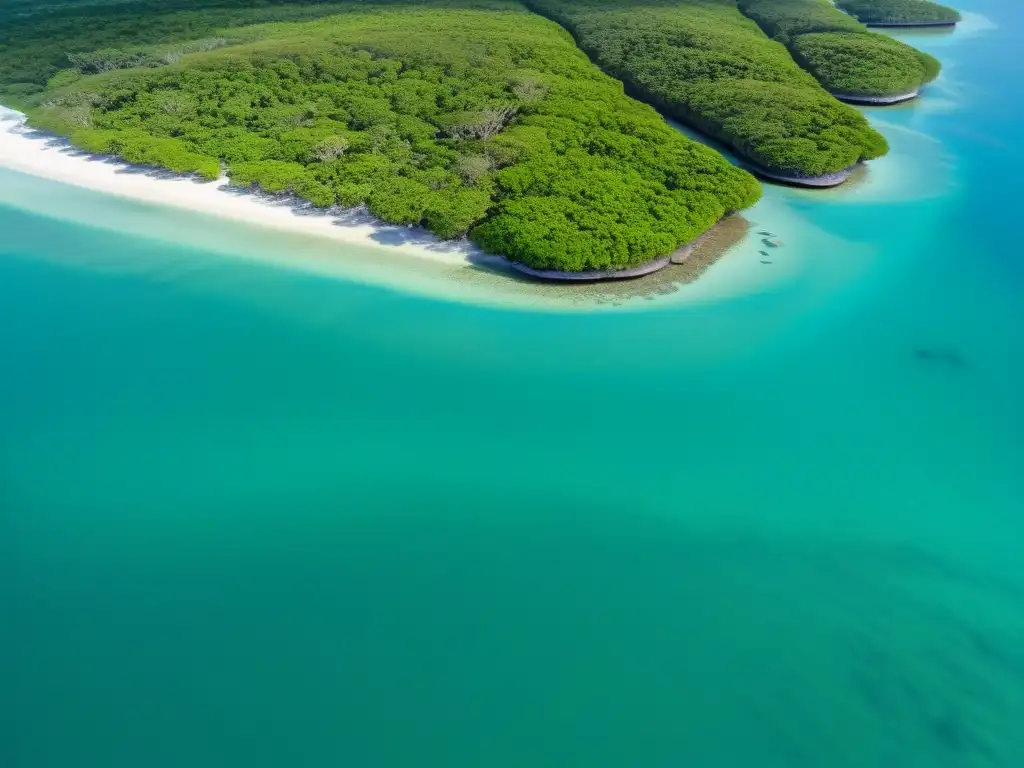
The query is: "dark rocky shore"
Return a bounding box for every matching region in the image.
[865,20,958,27]
[746,162,858,188]
[832,90,920,105]
[509,255,672,281]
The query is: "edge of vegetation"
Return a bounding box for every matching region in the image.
[836,0,961,26]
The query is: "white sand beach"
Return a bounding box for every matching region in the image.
[0,106,479,269]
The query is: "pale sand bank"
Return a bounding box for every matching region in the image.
[0,107,479,269]
[790,118,953,204]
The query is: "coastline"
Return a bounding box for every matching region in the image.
[0,107,478,270]
[1,157,788,311]
[865,20,958,28]
[0,107,749,285]
[831,90,920,105]
[510,256,671,281]
[671,116,858,189]
[507,213,746,281]
[664,117,860,189]
[745,162,857,188]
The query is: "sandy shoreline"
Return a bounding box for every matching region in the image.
[0,106,480,269]
[0,105,788,310]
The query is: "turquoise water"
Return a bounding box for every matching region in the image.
[2,3,1024,765]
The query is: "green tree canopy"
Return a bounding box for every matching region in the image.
[14,1,760,273]
[792,32,940,96]
[524,0,887,176]
[836,0,961,25]
[738,0,941,97]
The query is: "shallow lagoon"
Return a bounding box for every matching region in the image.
[2,2,1023,766]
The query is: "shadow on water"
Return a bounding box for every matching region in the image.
[913,346,971,370]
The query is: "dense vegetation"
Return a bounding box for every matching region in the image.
[737,0,863,42]
[523,0,886,177]
[10,2,761,272]
[792,32,939,96]
[836,0,961,25]
[0,0,364,101]
[738,0,941,97]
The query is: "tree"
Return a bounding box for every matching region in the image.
[65,104,92,127]
[67,47,154,74]
[311,136,350,162]
[512,77,548,103]
[442,106,519,141]
[456,155,492,186]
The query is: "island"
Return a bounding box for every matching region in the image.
[738,0,941,104]
[0,0,953,280]
[836,0,961,27]
[2,0,763,278]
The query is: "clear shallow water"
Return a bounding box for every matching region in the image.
[2,2,1023,765]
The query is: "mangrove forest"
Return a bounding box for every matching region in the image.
[523,0,887,177]
[5,0,763,273]
[0,0,958,274]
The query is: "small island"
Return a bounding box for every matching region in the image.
[836,0,961,27]
[738,0,942,104]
